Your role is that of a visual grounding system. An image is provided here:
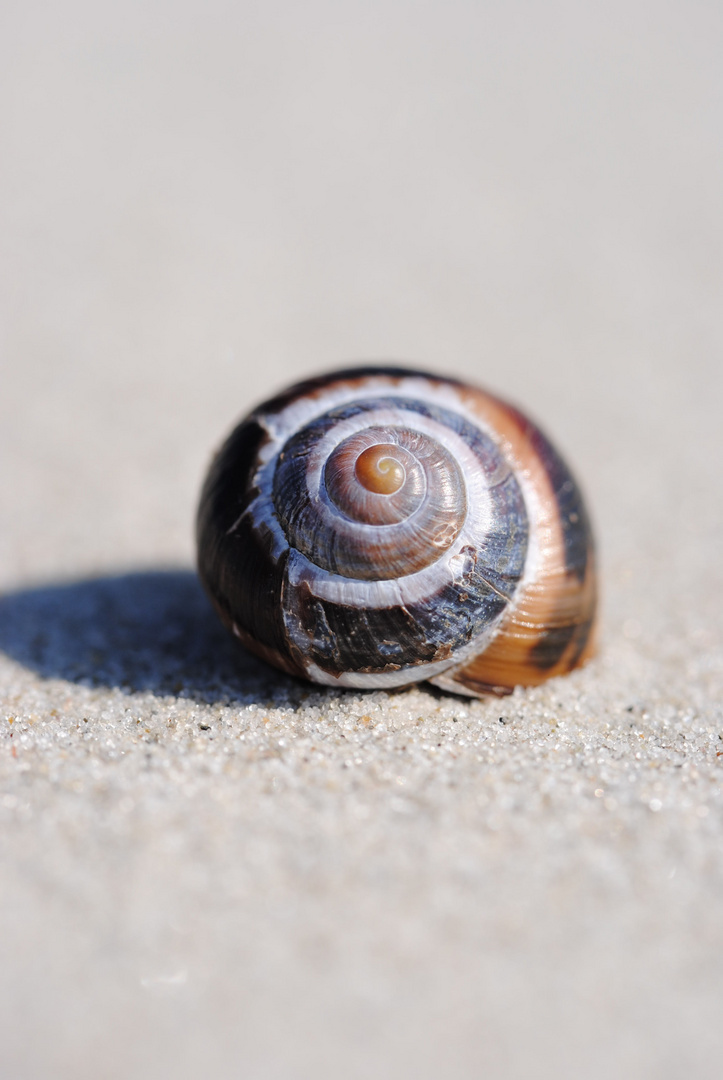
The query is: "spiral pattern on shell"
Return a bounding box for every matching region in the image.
[197,367,597,696]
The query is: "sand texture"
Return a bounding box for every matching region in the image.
[1,2,722,1076]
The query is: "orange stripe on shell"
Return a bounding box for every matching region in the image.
[449,384,597,694]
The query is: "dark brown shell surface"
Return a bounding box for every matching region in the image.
[196,366,597,696]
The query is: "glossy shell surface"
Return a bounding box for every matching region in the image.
[197,366,597,696]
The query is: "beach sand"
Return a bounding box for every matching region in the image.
[1,2,722,1075]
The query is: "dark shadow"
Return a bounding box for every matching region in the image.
[0,570,313,705]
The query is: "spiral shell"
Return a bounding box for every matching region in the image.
[197,366,597,696]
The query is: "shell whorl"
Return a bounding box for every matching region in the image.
[272,401,484,581]
[197,367,597,694]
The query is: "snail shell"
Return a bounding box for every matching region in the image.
[197,366,597,697]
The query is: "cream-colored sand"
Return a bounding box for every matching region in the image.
[1,2,722,1076]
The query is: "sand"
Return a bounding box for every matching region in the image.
[1,1,722,1076]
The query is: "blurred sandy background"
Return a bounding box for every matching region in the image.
[1,1,722,1077]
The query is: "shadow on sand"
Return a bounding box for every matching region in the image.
[0,570,309,705]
